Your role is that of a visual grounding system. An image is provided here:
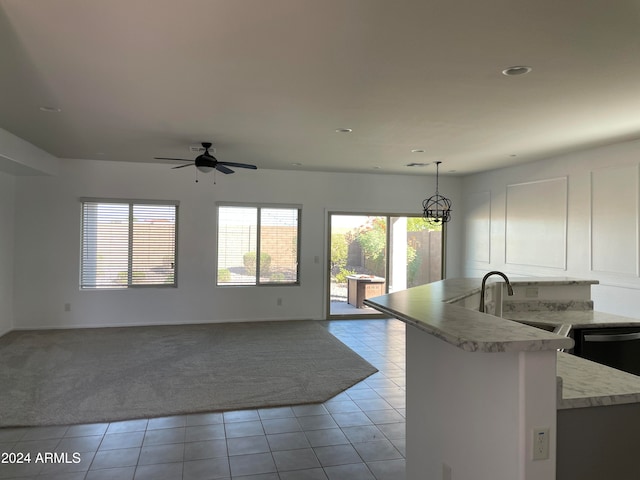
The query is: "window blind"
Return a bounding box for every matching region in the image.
[216,206,258,286]
[80,201,177,288]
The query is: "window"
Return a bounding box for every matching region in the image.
[80,199,178,288]
[217,204,300,285]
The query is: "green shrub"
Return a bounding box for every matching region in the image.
[218,268,231,283]
[407,246,422,287]
[270,272,285,282]
[355,218,386,277]
[243,251,272,275]
[331,233,349,270]
[116,271,146,284]
[335,267,356,284]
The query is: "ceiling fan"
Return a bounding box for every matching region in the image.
[154,142,258,175]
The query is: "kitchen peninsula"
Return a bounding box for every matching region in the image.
[364,277,640,480]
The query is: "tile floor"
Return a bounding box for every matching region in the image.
[0,319,406,480]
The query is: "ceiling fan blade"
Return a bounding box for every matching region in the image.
[171,163,194,169]
[218,161,257,170]
[154,157,191,161]
[216,164,235,174]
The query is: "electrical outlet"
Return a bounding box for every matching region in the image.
[277,297,283,306]
[443,463,452,480]
[64,303,71,312]
[533,427,549,460]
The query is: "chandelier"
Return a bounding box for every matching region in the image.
[422,161,452,225]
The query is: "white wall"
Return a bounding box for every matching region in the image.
[0,125,58,335]
[0,127,59,176]
[0,171,15,335]
[12,158,462,329]
[462,138,640,317]
[407,326,557,480]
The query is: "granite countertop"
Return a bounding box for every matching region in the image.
[504,310,640,329]
[363,278,574,353]
[557,352,640,409]
[507,277,599,287]
[364,277,640,409]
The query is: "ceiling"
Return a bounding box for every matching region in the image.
[2,0,640,176]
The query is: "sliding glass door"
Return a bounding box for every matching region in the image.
[327,213,444,318]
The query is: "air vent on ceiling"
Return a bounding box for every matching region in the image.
[406,162,429,167]
[189,145,215,154]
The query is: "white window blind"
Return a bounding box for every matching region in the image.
[80,200,177,288]
[217,204,300,285]
[217,206,258,286]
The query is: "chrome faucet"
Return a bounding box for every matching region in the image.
[479,271,514,312]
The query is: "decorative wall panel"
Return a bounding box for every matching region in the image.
[505,178,567,268]
[590,165,638,275]
[465,191,491,263]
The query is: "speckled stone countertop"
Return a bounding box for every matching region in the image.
[363,278,574,353]
[504,301,640,408]
[557,352,640,409]
[504,310,640,329]
[365,277,640,409]
[508,277,599,287]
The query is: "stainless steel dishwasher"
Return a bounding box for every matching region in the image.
[573,326,640,376]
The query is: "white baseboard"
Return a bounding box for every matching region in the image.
[10,316,319,331]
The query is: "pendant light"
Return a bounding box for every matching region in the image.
[422,161,452,225]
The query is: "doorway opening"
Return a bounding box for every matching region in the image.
[327,213,444,318]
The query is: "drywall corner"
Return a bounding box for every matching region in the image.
[0,127,59,176]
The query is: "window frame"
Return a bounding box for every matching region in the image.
[216,202,302,286]
[79,197,179,289]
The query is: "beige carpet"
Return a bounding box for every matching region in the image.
[0,321,377,427]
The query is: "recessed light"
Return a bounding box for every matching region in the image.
[291,162,302,166]
[39,106,61,112]
[335,128,353,133]
[410,149,425,153]
[372,166,382,170]
[502,66,532,76]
